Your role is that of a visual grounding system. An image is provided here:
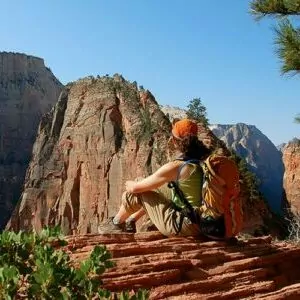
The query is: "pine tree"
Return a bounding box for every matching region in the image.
[250,0,300,121]
[186,98,209,126]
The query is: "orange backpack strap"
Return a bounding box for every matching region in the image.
[204,157,226,186]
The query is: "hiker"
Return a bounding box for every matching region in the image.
[98,118,230,237]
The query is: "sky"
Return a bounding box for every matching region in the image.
[1,0,299,146]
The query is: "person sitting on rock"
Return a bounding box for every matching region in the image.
[98,119,219,236]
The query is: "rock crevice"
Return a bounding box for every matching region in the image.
[0,52,62,228]
[7,76,170,234]
[282,139,300,213]
[66,233,300,299]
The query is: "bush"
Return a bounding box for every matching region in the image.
[0,226,149,299]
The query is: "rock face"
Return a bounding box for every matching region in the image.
[66,232,300,299]
[7,76,171,234]
[209,124,284,213]
[0,52,62,229]
[7,79,276,236]
[277,143,286,152]
[282,139,300,213]
[160,105,187,121]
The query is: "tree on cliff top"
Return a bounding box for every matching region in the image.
[186,98,209,126]
[250,0,300,122]
[295,113,300,123]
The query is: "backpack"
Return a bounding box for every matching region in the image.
[201,154,243,238]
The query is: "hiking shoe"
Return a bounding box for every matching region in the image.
[125,220,136,233]
[98,217,125,234]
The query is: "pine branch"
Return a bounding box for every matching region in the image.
[274,19,300,74]
[249,0,300,121]
[250,0,300,19]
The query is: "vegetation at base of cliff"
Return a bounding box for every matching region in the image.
[284,209,300,243]
[229,151,291,239]
[229,151,263,205]
[250,0,300,122]
[186,98,209,126]
[0,226,149,300]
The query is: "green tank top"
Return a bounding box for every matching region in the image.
[172,162,203,209]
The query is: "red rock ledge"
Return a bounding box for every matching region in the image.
[65,232,300,299]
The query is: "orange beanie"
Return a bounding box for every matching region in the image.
[172,119,198,140]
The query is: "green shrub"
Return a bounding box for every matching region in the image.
[0,226,149,300]
[138,105,158,143]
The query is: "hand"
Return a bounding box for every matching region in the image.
[125,180,137,193]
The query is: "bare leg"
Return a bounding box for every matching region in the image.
[113,204,132,224]
[114,206,146,223]
[99,194,145,233]
[126,208,146,222]
[113,206,146,225]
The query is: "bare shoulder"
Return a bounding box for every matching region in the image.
[162,160,182,169]
[156,160,182,176]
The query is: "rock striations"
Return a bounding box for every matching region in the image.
[0,52,62,228]
[65,232,300,299]
[282,139,300,213]
[7,75,171,234]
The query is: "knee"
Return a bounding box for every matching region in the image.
[121,191,142,213]
[121,191,132,207]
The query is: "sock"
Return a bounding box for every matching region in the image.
[113,216,122,225]
[126,215,135,223]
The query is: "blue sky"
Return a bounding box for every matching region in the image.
[1,0,299,145]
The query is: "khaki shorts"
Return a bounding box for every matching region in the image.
[122,190,201,237]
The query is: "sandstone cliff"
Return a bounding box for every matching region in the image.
[7,77,277,236]
[0,52,62,229]
[65,232,300,299]
[282,139,300,213]
[7,75,171,234]
[209,124,284,213]
[160,105,187,121]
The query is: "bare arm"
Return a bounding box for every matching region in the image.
[125,162,179,194]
